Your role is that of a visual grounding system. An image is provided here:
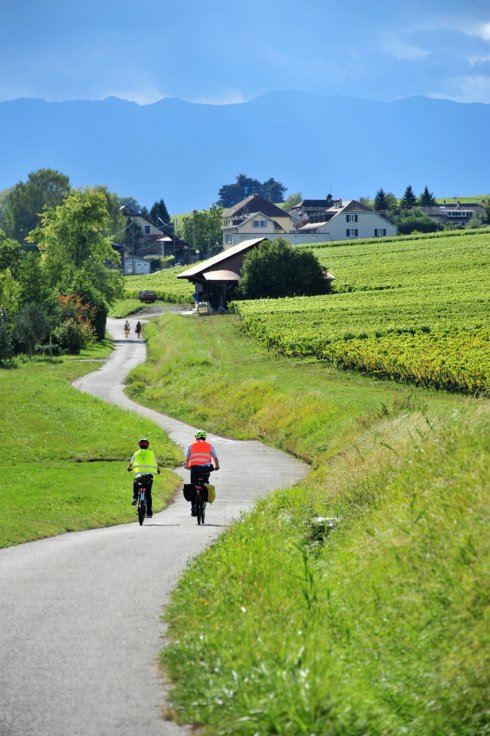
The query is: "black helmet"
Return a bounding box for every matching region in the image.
[138,438,149,448]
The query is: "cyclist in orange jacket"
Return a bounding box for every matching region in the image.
[185,430,220,484]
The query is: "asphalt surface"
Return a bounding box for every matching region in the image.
[0,313,308,736]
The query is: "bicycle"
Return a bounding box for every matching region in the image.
[134,474,152,526]
[192,466,215,526]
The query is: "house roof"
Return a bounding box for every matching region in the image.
[223,195,288,219]
[294,199,334,209]
[298,221,329,231]
[222,211,286,232]
[177,237,268,280]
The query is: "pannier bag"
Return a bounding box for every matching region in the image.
[205,483,216,503]
[183,484,195,502]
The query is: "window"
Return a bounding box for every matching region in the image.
[346,214,358,222]
[252,219,267,228]
[346,228,358,237]
[374,228,387,237]
[144,225,151,234]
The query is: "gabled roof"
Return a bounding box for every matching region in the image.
[177,238,268,280]
[222,211,287,232]
[223,195,288,219]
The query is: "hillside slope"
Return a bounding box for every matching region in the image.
[0,93,488,209]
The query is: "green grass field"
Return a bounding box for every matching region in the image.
[125,313,488,735]
[124,265,194,303]
[108,298,143,317]
[0,344,182,547]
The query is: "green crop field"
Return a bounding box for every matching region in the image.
[124,265,194,303]
[232,231,490,393]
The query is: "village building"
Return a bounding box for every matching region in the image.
[419,202,485,227]
[120,205,193,264]
[222,195,397,246]
[295,199,397,240]
[124,256,151,275]
[222,195,292,247]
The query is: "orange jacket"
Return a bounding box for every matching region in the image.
[187,440,214,467]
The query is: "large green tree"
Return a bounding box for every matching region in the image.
[400,185,417,210]
[218,174,287,207]
[419,186,436,206]
[30,188,122,337]
[150,198,171,225]
[0,169,70,242]
[180,205,223,258]
[239,238,329,299]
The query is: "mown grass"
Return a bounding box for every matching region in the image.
[0,344,182,547]
[126,312,488,734]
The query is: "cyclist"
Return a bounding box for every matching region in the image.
[127,438,160,518]
[185,430,219,515]
[123,320,130,338]
[135,321,142,339]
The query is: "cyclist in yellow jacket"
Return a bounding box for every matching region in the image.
[127,438,160,517]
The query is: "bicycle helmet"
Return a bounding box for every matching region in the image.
[138,437,150,448]
[195,430,207,440]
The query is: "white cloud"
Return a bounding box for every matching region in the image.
[430,75,490,103]
[468,54,490,66]
[188,91,248,105]
[383,37,431,61]
[473,22,490,42]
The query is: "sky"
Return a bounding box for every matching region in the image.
[0,0,489,104]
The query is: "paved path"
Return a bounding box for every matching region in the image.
[0,313,308,736]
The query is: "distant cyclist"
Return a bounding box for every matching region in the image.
[123,320,130,338]
[135,321,142,339]
[127,438,160,518]
[185,430,220,485]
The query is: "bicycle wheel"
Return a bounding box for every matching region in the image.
[138,500,146,526]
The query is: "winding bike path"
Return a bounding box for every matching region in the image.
[0,313,308,736]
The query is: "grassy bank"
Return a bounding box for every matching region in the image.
[0,343,182,547]
[108,298,143,318]
[126,313,488,734]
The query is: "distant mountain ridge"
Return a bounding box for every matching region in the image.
[0,91,488,211]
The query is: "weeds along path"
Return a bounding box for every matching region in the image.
[0,311,307,736]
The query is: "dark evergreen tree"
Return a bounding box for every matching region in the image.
[218,174,287,207]
[401,185,417,210]
[150,199,170,225]
[419,186,436,206]
[260,177,287,202]
[374,188,387,210]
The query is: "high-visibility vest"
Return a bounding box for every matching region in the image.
[188,441,213,467]
[132,449,158,474]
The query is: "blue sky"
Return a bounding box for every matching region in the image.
[1,0,489,104]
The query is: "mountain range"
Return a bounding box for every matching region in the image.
[0,91,488,212]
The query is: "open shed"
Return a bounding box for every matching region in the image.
[177,237,267,308]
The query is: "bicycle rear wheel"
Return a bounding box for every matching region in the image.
[138,500,146,526]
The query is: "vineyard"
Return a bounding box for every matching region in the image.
[124,266,194,303]
[232,231,490,394]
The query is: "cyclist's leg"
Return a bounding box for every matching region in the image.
[132,477,138,505]
[146,476,153,516]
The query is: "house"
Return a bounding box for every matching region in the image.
[419,202,485,227]
[295,199,397,240]
[289,195,338,224]
[120,205,193,264]
[222,195,292,247]
[178,237,268,307]
[124,256,151,275]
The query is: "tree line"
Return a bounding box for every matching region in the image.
[0,169,174,360]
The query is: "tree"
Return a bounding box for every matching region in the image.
[29,188,122,337]
[397,210,441,234]
[239,239,328,299]
[374,189,387,211]
[400,185,417,210]
[0,169,70,242]
[150,199,171,225]
[217,174,287,207]
[0,309,12,360]
[283,192,302,211]
[419,186,436,206]
[124,219,144,255]
[94,186,126,238]
[180,205,223,259]
[13,302,51,355]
